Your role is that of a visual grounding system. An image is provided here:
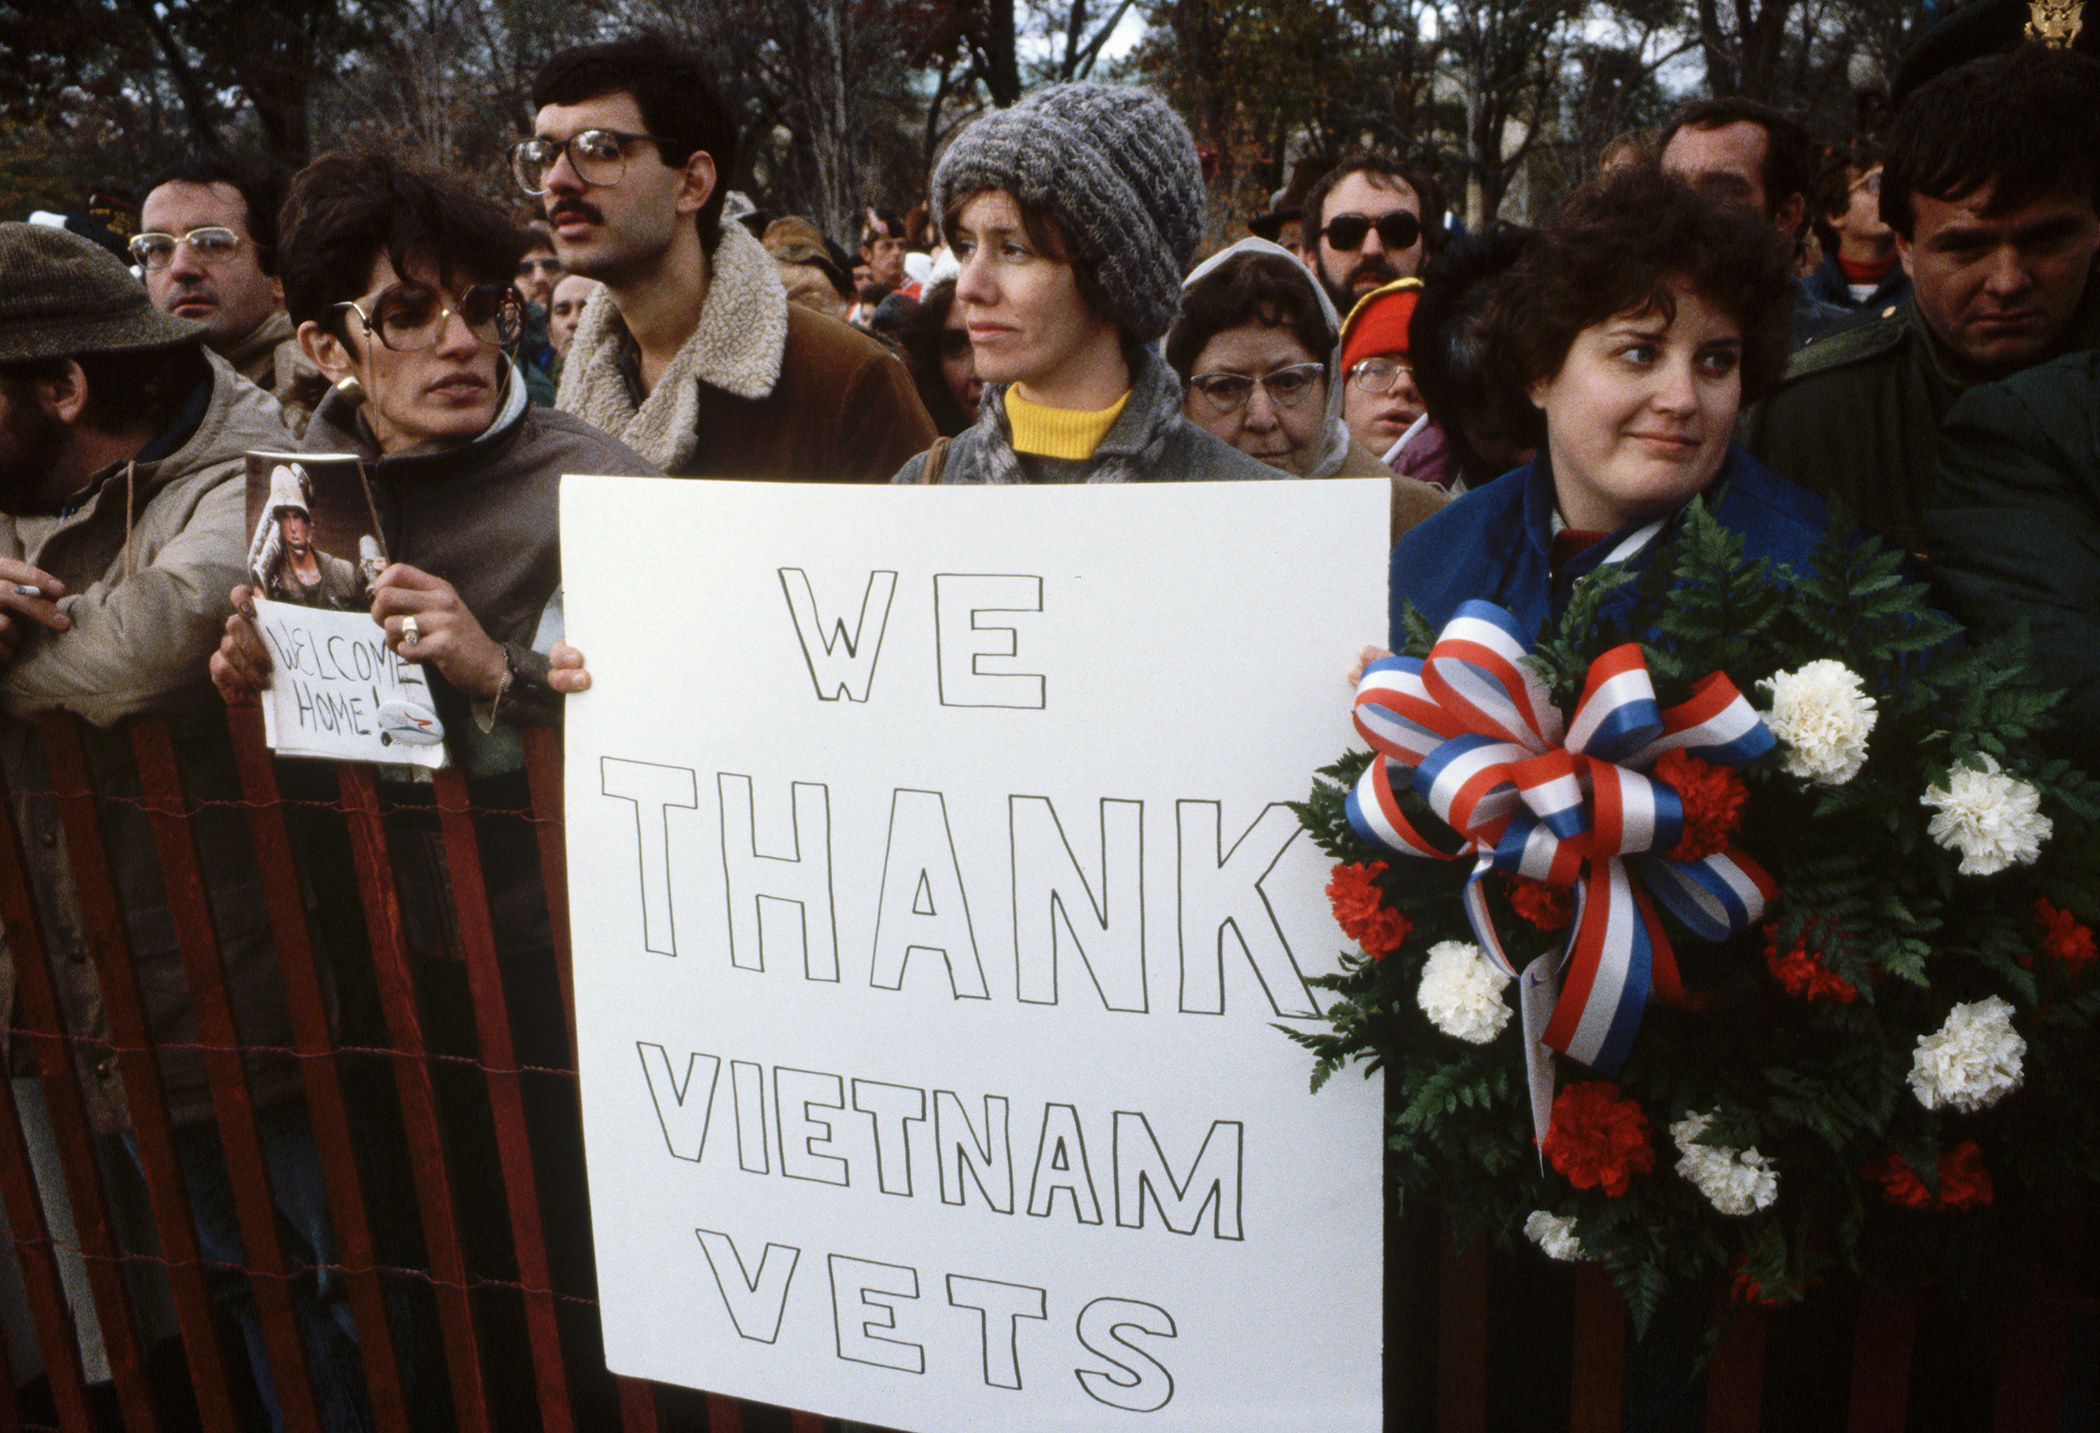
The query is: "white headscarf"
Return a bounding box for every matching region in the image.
[1178,235,1352,479]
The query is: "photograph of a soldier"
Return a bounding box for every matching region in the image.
[244,454,383,610]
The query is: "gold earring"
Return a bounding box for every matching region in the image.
[334,375,367,407]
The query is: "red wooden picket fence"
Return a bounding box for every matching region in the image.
[0,707,2088,1433]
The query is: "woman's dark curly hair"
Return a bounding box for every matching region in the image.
[1484,166,1794,447]
[278,152,527,338]
[1164,251,1336,381]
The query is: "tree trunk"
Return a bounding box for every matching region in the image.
[983,0,1021,106]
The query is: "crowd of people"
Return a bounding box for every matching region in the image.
[0,3,2097,1427]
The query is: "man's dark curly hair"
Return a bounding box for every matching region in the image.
[1484,166,1794,448]
[1881,47,2100,240]
[532,34,740,255]
[278,153,527,337]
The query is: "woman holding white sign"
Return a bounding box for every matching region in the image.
[891,83,1279,485]
[207,152,655,1432]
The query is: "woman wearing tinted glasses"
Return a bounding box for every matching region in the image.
[214,152,651,719]
[891,82,1275,485]
[208,152,655,1430]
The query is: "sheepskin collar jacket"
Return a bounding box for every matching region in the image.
[557,220,934,483]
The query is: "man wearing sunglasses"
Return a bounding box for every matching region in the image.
[1296,152,1442,316]
[135,160,321,431]
[524,37,933,481]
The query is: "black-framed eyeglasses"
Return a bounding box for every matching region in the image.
[1320,211,1422,252]
[1187,363,1325,413]
[334,282,523,352]
[128,226,244,269]
[1346,356,1413,393]
[511,129,667,195]
[517,256,564,277]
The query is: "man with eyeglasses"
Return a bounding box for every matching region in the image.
[1295,152,1443,316]
[1802,144,1909,316]
[135,160,321,431]
[522,36,933,481]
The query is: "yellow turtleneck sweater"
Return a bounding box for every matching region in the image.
[1006,387,1132,460]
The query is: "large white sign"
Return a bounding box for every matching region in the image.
[562,477,1389,1432]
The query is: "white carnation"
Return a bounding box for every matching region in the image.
[1759,660,1878,785]
[1670,1112,1779,1216]
[1921,755,2052,876]
[1523,1211,1586,1262]
[1416,940,1511,1044]
[1909,995,2026,1113]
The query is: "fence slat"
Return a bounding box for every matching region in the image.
[0,755,159,1431]
[1702,1307,1766,1433]
[226,707,411,1430]
[704,1390,746,1433]
[335,764,492,1432]
[1437,1220,1487,1433]
[0,1069,93,1431]
[430,766,573,1430]
[617,1375,660,1432]
[521,726,576,1064]
[130,716,323,1433]
[1992,1280,2071,1433]
[1569,1266,1625,1433]
[1845,1285,1913,1433]
[39,715,239,1430]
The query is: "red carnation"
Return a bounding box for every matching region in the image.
[2033,898,2096,979]
[1326,861,1412,960]
[1932,1142,1994,1210]
[1727,1256,1788,1308]
[1864,1149,1933,1208]
[1508,875,1573,931]
[1865,1142,1993,1211]
[1655,749,1748,863]
[1763,922,1858,1003]
[1540,1081,1654,1197]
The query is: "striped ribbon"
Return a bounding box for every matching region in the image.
[1346,600,1776,1074]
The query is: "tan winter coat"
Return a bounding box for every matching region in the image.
[0,351,301,1131]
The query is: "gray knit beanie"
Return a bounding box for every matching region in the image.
[0,222,201,363]
[933,82,1203,345]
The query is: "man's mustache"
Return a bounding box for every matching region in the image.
[548,199,606,226]
[1350,256,1399,289]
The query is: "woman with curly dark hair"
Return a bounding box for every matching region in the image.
[1389,165,1827,644]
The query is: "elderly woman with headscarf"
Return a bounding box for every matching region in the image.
[1167,236,1448,541]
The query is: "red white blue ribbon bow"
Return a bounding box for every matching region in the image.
[1347,600,1776,1074]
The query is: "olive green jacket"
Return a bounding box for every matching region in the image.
[1738,277,2100,554]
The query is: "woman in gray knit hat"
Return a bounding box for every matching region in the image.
[892,82,1278,484]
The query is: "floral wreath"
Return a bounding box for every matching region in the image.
[1292,503,2100,1328]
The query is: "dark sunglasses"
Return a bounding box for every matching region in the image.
[1319,211,1422,252]
[335,282,523,352]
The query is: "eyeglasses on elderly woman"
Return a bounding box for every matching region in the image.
[1186,363,1325,413]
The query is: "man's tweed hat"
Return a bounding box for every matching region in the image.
[0,221,200,364]
[933,82,1203,345]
